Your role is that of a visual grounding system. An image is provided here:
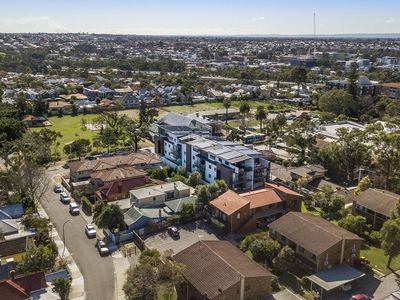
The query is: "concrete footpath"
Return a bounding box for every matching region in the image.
[38,203,86,300]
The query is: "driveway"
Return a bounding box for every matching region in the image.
[144,220,220,254]
[42,166,115,300]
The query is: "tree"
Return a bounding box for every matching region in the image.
[319,89,358,117]
[239,101,250,134]
[371,131,400,191]
[179,203,195,223]
[52,278,71,300]
[354,176,371,196]
[284,115,316,163]
[96,204,125,231]
[312,184,345,218]
[100,127,118,153]
[63,138,91,159]
[255,106,267,132]
[187,171,201,187]
[196,185,211,206]
[319,128,371,182]
[17,243,57,274]
[149,168,168,181]
[273,245,295,273]
[291,67,307,96]
[92,200,106,221]
[215,179,228,194]
[123,249,183,300]
[347,67,359,100]
[223,98,231,124]
[226,127,243,142]
[381,218,400,268]
[338,215,367,237]
[249,238,281,267]
[32,97,48,117]
[127,120,147,152]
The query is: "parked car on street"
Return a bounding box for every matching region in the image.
[69,202,79,215]
[60,192,71,204]
[167,226,180,238]
[85,224,96,238]
[96,240,110,256]
[53,184,62,193]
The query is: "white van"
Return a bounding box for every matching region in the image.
[69,202,79,215]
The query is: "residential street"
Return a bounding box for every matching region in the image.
[42,165,115,300]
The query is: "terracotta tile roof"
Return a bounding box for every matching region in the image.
[210,190,249,216]
[173,240,271,299]
[0,272,46,300]
[268,212,362,256]
[381,82,400,88]
[90,166,147,183]
[240,188,283,209]
[354,188,399,217]
[69,152,160,173]
[264,182,303,198]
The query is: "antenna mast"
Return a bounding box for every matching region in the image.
[313,12,316,56]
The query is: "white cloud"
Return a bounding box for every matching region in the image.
[385,18,395,23]
[0,16,70,33]
[252,16,265,21]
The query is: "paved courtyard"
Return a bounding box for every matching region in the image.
[144,220,220,254]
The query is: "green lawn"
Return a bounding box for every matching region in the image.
[361,244,400,275]
[31,109,153,158]
[301,201,322,216]
[161,102,224,113]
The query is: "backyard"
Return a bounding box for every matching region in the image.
[361,244,400,275]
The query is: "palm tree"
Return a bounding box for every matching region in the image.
[255,106,267,133]
[223,98,231,124]
[239,101,250,134]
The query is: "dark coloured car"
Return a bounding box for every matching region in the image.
[167,226,180,238]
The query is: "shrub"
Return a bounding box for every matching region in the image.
[82,196,93,216]
[271,276,282,292]
[239,232,267,252]
[368,230,382,247]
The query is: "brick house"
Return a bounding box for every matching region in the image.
[173,240,272,300]
[353,188,398,230]
[268,212,362,273]
[210,184,302,233]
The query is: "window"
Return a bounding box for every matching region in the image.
[209,174,211,178]
[153,197,156,201]
[237,213,241,219]
[209,165,212,169]
[245,286,250,291]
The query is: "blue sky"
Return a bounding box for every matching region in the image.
[0,0,399,35]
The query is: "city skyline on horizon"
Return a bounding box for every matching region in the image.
[0,0,399,36]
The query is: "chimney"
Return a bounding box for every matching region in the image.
[340,238,345,264]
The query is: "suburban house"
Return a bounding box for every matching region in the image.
[68,152,161,183]
[0,204,37,263]
[209,184,302,233]
[376,82,400,100]
[268,212,362,273]
[353,188,399,230]
[130,181,191,208]
[173,240,272,300]
[124,196,197,233]
[0,272,47,300]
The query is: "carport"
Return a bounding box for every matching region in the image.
[307,264,365,298]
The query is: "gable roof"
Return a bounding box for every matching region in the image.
[210,190,249,216]
[354,188,399,217]
[268,212,362,255]
[264,183,303,198]
[239,189,283,209]
[0,219,19,236]
[0,272,46,300]
[173,240,271,299]
[90,166,147,182]
[69,152,161,173]
[164,196,197,213]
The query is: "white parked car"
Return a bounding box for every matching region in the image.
[69,202,79,215]
[60,192,70,204]
[96,240,110,256]
[85,224,96,238]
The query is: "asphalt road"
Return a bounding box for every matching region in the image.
[42,166,115,300]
